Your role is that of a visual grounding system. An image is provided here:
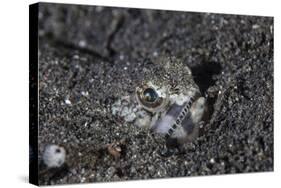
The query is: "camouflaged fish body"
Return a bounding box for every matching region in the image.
[112,56,207,144]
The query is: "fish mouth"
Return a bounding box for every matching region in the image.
[151,93,200,138]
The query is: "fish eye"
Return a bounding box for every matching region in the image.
[136,84,168,113]
[143,88,158,103]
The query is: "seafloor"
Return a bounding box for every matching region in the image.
[37,3,273,185]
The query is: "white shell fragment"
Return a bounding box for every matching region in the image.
[65,99,72,105]
[43,144,66,168]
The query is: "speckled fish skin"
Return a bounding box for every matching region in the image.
[112,56,207,145]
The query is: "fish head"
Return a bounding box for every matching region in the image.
[111,56,207,143]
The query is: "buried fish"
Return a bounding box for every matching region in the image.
[111,56,209,146]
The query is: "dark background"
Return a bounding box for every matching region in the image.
[37,3,273,185]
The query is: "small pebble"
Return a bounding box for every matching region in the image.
[78,40,86,48]
[81,91,89,96]
[119,55,124,60]
[153,51,158,57]
[43,144,66,168]
[252,24,260,29]
[65,99,71,105]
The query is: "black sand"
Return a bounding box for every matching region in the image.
[37,3,273,185]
